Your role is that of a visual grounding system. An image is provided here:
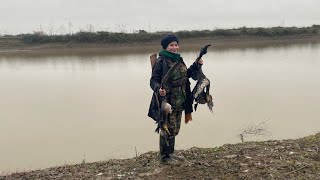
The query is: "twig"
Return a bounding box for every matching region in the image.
[239,120,270,142]
[284,165,308,175]
[135,146,139,157]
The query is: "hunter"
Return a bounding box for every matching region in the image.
[148,34,204,164]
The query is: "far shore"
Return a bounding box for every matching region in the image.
[1,35,320,55]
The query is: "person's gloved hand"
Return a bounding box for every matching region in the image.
[198,58,204,65]
[159,88,166,96]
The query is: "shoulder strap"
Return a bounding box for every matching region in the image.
[161,61,180,89]
[161,56,167,80]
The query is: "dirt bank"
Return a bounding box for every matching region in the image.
[2,133,320,179]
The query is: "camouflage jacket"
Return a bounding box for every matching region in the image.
[148,54,201,121]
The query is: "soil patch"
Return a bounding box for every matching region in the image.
[2,133,320,179]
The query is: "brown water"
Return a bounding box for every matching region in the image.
[1,43,320,172]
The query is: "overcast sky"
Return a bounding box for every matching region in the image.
[1,0,319,35]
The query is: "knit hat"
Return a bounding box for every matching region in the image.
[160,34,179,49]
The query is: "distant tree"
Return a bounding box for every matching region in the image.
[68,21,73,35]
[58,25,67,35]
[115,24,127,33]
[48,24,55,36]
[86,24,95,32]
[33,31,45,36]
[138,29,147,34]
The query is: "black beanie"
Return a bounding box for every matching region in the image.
[161,34,179,49]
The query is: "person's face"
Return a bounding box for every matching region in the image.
[166,41,179,53]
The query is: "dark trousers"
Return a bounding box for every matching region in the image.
[160,135,175,157]
[159,110,182,158]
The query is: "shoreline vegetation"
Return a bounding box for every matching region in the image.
[1,25,320,52]
[2,133,320,179]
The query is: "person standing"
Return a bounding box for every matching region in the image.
[148,34,204,164]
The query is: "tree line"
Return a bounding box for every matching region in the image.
[18,25,320,44]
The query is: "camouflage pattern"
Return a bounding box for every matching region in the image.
[160,109,182,157]
[160,60,187,158]
[148,55,199,121]
[169,61,188,110]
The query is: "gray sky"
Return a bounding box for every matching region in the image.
[1,0,319,35]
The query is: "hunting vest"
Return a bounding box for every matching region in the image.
[166,59,188,110]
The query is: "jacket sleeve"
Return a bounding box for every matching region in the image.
[187,61,201,80]
[150,59,163,93]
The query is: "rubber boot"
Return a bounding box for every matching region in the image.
[168,136,185,161]
[159,134,169,158]
[159,134,178,165]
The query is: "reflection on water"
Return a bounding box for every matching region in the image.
[0,42,320,172]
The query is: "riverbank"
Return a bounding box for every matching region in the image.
[1,34,320,55]
[2,133,320,179]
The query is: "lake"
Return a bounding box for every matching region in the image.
[0,42,320,172]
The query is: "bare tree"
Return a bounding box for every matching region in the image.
[39,24,43,33]
[68,21,73,35]
[103,25,110,32]
[86,24,95,32]
[58,24,67,35]
[115,24,127,33]
[48,24,55,36]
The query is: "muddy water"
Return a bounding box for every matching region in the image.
[1,42,320,172]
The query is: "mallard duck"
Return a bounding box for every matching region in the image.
[192,74,214,113]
